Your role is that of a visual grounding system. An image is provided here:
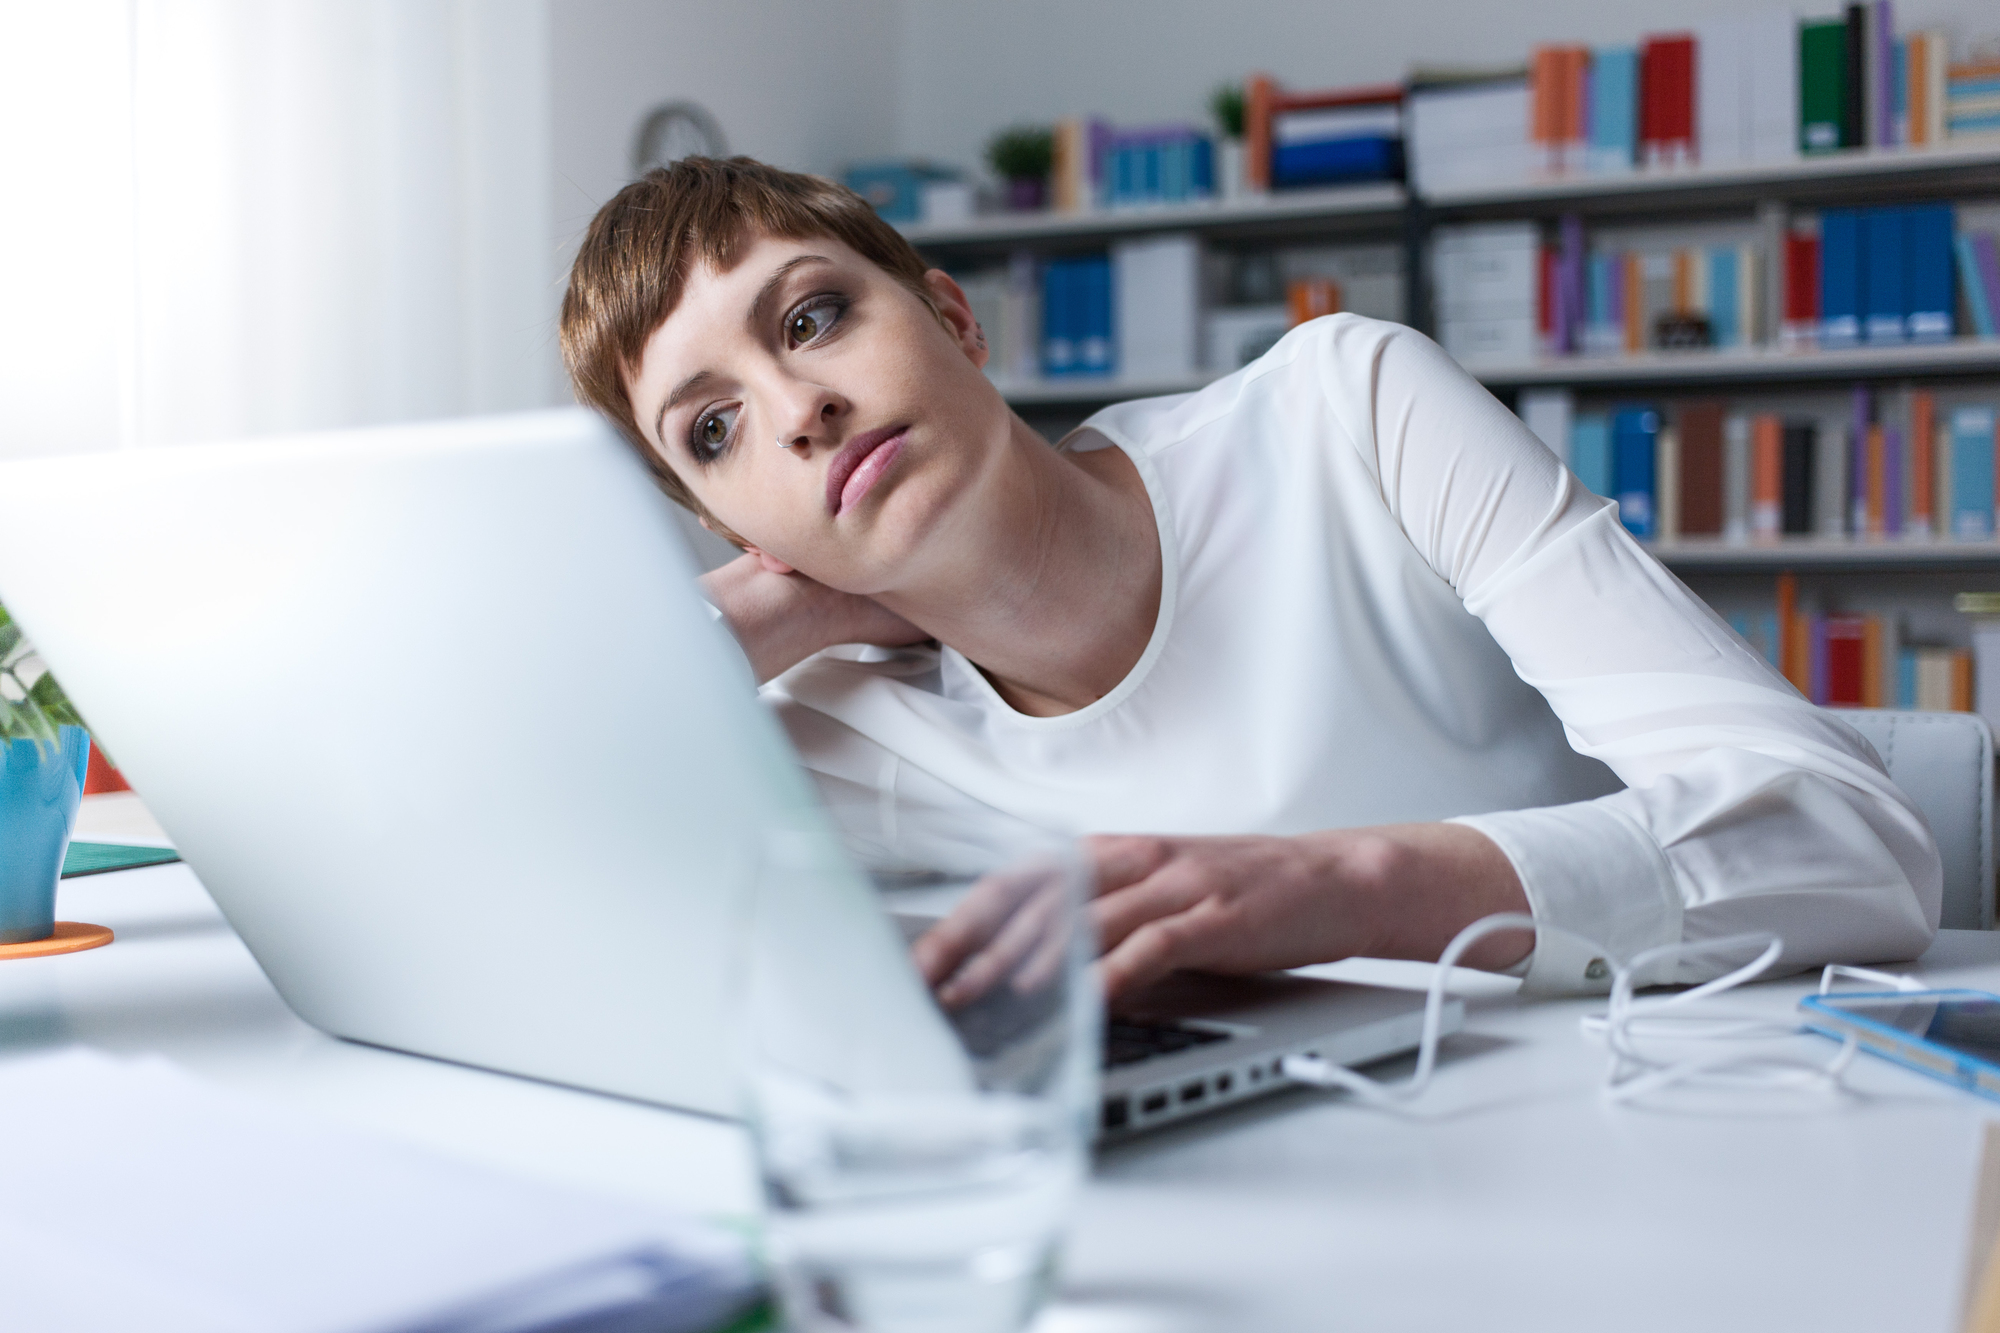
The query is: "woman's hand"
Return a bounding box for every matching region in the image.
[701,552,928,684]
[1086,825,1534,1000]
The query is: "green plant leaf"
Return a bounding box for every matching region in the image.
[0,622,20,664]
[26,670,83,729]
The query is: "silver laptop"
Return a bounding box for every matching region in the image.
[0,409,1457,1138]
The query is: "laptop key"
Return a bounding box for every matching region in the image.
[1102,1020,1231,1069]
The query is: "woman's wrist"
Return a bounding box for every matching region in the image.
[1303,823,1533,972]
[700,556,833,684]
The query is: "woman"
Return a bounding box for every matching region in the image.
[561,156,1937,998]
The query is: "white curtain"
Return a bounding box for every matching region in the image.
[0,0,555,459]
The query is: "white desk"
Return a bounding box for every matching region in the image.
[20,806,2000,1333]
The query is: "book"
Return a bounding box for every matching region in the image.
[1751,414,1784,539]
[1904,204,1955,342]
[1827,614,1868,705]
[1910,32,1949,145]
[1639,34,1696,167]
[1251,79,1406,190]
[1866,422,1887,535]
[1589,47,1640,172]
[1572,413,1613,498]
[1851,384,1874,535]
[1708,247,1741,347]
[1782,421,1817,535]
[1950,60,2000,138]
[1613,406,1660,536]
[1050,117,1109,212]
[1724,412,1752,541]
[1784,229,1823,347]
[1954,407,1998,539]
[1656,423,1681,539]
[1961,232,2000,338]
[1678,401,1726,536]
[1041,255,1115,377]
[1843,4,1867,148]
[1911,391,1936,537]
[1800,19,1849,153]
[1820,209,1863,347]
[1866,0,1894,148]
[1863,206,1905,344]
[1815,416,1850,537]
[1531,46,1589,173]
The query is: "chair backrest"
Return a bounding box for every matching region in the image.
[1838,710,1995,930]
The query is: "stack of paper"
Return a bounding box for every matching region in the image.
[0,1050,757,1333]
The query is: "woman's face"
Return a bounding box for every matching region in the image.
[626,232,1005,595]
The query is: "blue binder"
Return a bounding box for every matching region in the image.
[1863,207,1906,344]
[1953,407,1997,540]
[1612,406,1660,539]
[1905,204,1956,343]
[1820,210,1863,347]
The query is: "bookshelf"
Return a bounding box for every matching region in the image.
[910,137,2000,707]
[1471,338,2000,389]
[898,183,1406,250]
[1421,140,2000,217]
[1649,537,2000,573]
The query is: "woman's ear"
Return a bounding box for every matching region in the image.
[743,546,795,575]
[923,269,988,371]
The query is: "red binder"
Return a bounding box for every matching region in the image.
[1640,34,1696,167]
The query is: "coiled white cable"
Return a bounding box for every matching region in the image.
[1280,913,1925,1109]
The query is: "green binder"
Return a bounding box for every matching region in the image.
[1801,20,1848,154]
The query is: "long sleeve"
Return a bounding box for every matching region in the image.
[1316,316,1941,993]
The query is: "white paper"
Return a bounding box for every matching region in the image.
[0,1050,756,1333]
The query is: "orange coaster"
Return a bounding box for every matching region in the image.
[0,922,114,960]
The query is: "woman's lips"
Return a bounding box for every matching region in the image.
[825,427,907,517]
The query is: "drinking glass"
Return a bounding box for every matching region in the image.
[740,828,1098,1333]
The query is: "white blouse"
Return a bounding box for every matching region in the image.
[764,314,1939,994]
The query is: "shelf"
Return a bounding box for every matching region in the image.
[1470,338,2000,389]
[1422,140,2000,216]
[898,184,1407,250]
[1648,537,2000,573]
[995,372,1219,406]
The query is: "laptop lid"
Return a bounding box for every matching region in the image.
[0,408,933,1117]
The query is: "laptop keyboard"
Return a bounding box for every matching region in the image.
[1103,1019,1231,1069]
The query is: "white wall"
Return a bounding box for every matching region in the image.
[549,0,902,290]
[895,0,1987,174]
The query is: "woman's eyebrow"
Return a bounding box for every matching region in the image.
[655,369,720,447]
[748,254,833,328]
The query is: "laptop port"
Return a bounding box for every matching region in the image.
[1140,1090,1169,1115]
[1215,1073,1233,1094]
[1101,1095,1130,1131]
[1179,1080,1207,1104]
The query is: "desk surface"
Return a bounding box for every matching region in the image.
[16,799,2000,1333]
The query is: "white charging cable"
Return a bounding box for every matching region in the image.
[1281,913,1926,1109]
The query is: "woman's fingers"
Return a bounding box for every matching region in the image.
[1090,857,1218,954]
[1082,834,1175,896]
[1098,902,1219,998]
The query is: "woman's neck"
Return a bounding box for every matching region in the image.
[878,423,1161,717]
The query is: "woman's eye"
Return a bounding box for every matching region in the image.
[786,298,844,348]
[689,405,738,462]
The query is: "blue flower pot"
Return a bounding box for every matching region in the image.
[0,726,90,945]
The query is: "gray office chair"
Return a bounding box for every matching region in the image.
[1839,710,1995,930]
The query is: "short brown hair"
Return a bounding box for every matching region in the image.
[560,156,937,530]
